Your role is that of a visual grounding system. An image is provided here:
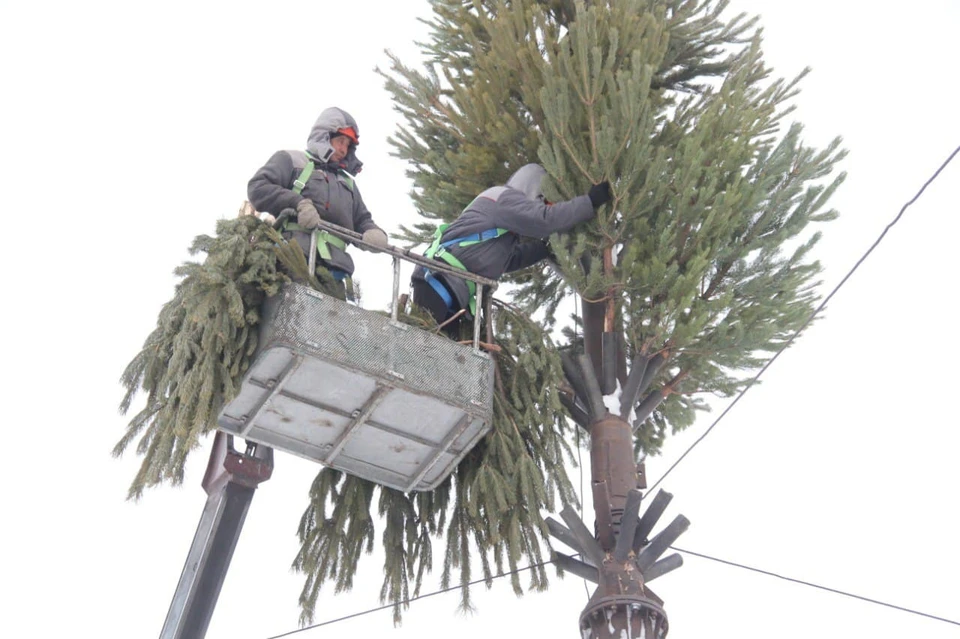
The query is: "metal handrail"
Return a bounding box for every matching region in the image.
[278,211,497,352]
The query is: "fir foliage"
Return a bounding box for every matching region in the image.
[381,0,844,451]
[116,215,579,624]
[293,302,577,624]
[115,216,343,499]
[358,0,847,614]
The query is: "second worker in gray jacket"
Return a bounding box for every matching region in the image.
[412,163,611,329]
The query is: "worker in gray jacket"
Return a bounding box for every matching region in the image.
[411,163,611,329]
[248,106,388,281]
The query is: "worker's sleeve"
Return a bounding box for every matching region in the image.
[505,239,551,272]
[247,151,303,214]
[488,189,595,239]
[351,185,380,234]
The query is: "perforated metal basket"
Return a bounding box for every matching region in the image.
[217,283,495,492]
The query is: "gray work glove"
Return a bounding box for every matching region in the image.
[361,228,389,252]
[296,199,321,229]
[587,181,612,209]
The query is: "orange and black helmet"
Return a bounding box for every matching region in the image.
[335,126,359,145]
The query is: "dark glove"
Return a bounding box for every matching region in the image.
[274,207,296,230]
[587,181,612,209]
[296,199,321,229]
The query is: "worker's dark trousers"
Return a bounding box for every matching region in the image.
[412,278,463,338]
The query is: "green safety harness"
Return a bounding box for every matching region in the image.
[424,223,508,317]
[287,160,349,280]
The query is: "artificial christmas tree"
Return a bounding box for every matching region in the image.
[294,0,844,631]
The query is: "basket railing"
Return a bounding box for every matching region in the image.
[275,211,499,352]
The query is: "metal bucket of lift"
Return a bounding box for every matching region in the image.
[217,282,495,492]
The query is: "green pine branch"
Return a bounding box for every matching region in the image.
[115,216,344,499]
[292,303,578,625]
[384,0,845,459]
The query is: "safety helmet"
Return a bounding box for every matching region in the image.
[335,126,359,145]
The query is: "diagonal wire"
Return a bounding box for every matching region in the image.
[263,561,551,639]
[673,546,960,627]
[576,409,591,598]
[264,543,960,637]
[575,292,591,599]
[647,143,960,495]
[264,146,960,639]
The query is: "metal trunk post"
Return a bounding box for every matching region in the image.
[549,352,689,639]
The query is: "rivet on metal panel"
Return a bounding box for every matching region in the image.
[266,379,276,389]
[388,370,405,380]
[351,409,361,418]
[239,415,249,423]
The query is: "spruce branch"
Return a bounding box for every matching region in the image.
[292,303,577,623]
[115,216,343,499]
[281,0,856,621]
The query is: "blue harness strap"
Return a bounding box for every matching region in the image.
[424,271,455,308]
[440,228,505,247]
[423,225,507,316]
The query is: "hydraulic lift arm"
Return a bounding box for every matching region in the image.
[160,432,273,639]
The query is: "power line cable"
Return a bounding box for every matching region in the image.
[574,292,591,598]
[264,560,550,639]
[647,143,960,494]
[575,397,591,598]
[264,542,960,637]
[265,146,960,638]
[673,546,960,627]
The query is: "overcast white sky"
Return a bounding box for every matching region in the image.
[2,1,958,638]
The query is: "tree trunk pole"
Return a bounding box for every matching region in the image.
[579,412,671,638]
[552,350,684,637]
[582,298,606,385]
[590,413,637,538]
[565,245,679,637]
[602,246,615,333]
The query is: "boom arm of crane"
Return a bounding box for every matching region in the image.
[160,433,273,639]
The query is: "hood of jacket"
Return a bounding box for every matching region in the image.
[306,107,363,175]
[505,163,546,201]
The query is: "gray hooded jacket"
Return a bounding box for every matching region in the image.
[412,164,595,316]
[247,107,381,275]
